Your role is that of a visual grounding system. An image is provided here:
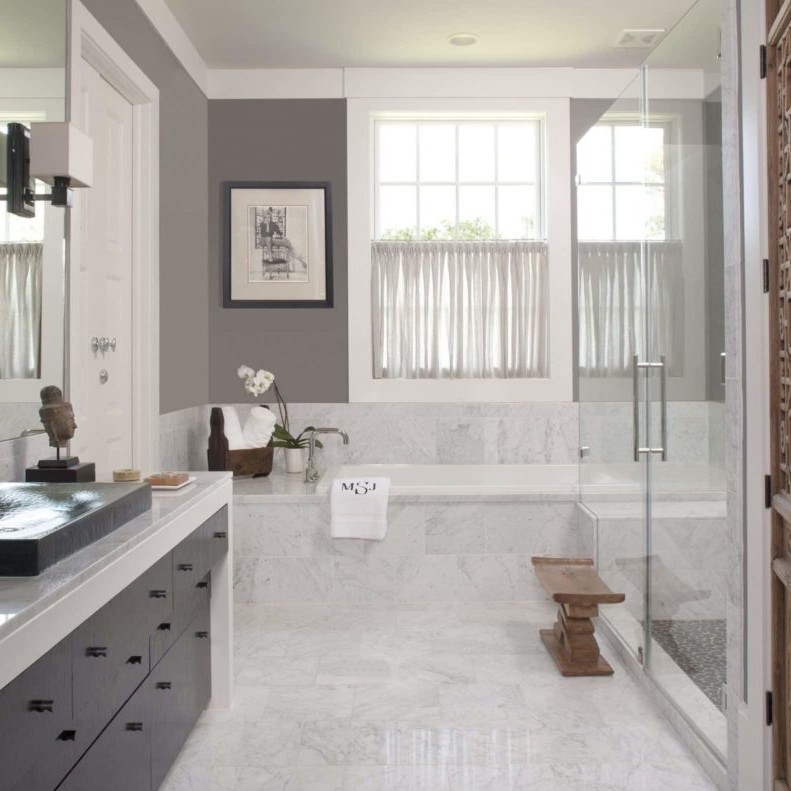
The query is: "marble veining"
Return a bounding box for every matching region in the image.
[161,601,716,790]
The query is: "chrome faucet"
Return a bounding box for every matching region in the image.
[305,427,349,483]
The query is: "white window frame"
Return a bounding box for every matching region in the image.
[347,97,572,403]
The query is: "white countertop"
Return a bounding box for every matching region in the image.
[0,472,233,691]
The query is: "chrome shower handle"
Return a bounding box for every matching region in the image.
[632,355,667,462]
[659,354,667,462]
[633,354,640,463]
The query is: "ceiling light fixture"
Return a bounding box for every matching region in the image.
[448,32,478,47]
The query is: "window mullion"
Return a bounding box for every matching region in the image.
[455,124,460,239]
[415,125,421,239]
[494,125,500,237]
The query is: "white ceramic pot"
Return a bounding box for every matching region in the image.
[284,447,305,474]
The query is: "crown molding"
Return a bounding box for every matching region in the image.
[205,67,708,101]
[134,0,208,94]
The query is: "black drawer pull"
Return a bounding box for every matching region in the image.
[86,646,108,658]
[196,581,209,589]
[126,723,144,732]
[29,700,54,713]
[214,531,227,539]
[127,655,143,665]
[178,563,194,572]
[156,682,172,690]
[57,730,76,742]
[196,631,209,639]
[157,622,171,632]
[149,590,168,599]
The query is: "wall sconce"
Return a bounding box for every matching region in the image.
[0,122,93,217]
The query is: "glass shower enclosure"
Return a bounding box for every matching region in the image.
[577,0,728,758]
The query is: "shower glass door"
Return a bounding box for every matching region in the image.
[577,72,650,661]
[643,0,728,757]
[578,0,728,760]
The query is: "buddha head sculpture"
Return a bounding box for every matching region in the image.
[39,385,77,449]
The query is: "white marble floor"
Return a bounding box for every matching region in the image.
[161,601,716,791]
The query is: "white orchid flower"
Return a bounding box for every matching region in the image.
[237,365,255,380]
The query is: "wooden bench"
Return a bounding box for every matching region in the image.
[532,556,625,677]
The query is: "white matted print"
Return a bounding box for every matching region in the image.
[224,182,332,307]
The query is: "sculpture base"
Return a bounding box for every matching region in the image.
[37,456,80,469]
[26,463,96,483]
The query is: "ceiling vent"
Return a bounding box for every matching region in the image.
[614,29,665,48]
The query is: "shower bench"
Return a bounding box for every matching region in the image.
[532,556,625,677]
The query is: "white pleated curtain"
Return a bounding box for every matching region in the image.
[372,240,549,379]
[578,241,684,377]
[0,242,43,379]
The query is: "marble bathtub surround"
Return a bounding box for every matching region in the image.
[161,601,715,790]
[233,498,581,606]
[159,400,728,479]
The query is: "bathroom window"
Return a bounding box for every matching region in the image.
[374,120,543,241]
[347,98,573,402]
[577,120,671,241]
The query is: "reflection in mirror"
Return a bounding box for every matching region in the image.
[0,0,67,443]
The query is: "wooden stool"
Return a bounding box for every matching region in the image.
[532,556,625,677]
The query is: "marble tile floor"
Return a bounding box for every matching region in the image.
[161,601,716,791]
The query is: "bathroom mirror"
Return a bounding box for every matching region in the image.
[0,0,68,443]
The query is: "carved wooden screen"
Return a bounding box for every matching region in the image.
[769,2,791,786]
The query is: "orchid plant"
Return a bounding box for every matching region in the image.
[237,365,319,450]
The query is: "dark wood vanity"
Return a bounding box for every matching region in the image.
[0,504,229,791]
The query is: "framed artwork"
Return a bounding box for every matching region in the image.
[223,181,333,308]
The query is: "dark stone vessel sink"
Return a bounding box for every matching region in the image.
[0,482,152,576]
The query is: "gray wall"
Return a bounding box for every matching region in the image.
[80,0,209,414]
[208,100,348,404]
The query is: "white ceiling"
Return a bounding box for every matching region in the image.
[162,0,706,70]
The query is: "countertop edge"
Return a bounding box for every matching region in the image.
[0,472,233,690]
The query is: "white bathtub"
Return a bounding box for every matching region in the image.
[316,463,579,497]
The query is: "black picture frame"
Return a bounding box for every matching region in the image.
[223,181,333,308]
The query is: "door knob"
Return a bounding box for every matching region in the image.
[99,369,109,384]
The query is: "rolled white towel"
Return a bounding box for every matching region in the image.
[330,477,390,541]
[243,405,276,448]
[221,406,247,450]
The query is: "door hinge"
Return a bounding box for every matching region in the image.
[767,690,773,726]
[766,474,773,509]
[761,44,768,79]
[764,258,770,293]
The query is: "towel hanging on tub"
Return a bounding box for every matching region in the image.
[330,477,391,540]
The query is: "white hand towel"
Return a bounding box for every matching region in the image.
[221,406,247,450]
[242,406,276,448]
[330,477,391,540]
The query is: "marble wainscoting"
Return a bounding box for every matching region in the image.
[156,402,581,475]
[579,401,723,465]
[0,431,50,482]
[159,405,212,472]
[233,498,581,606]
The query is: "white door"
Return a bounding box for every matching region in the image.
[70,60,134,477]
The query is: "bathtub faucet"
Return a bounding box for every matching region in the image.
[305,427,349,483]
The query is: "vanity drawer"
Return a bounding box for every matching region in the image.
[149,597,211,790]
[72,604,149,735]
[151,573,210,667]
[116,552,174,637]
[57,679,151,791]
[198,506,229,573]
[0,638,82,791]
[172,508,225,620]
